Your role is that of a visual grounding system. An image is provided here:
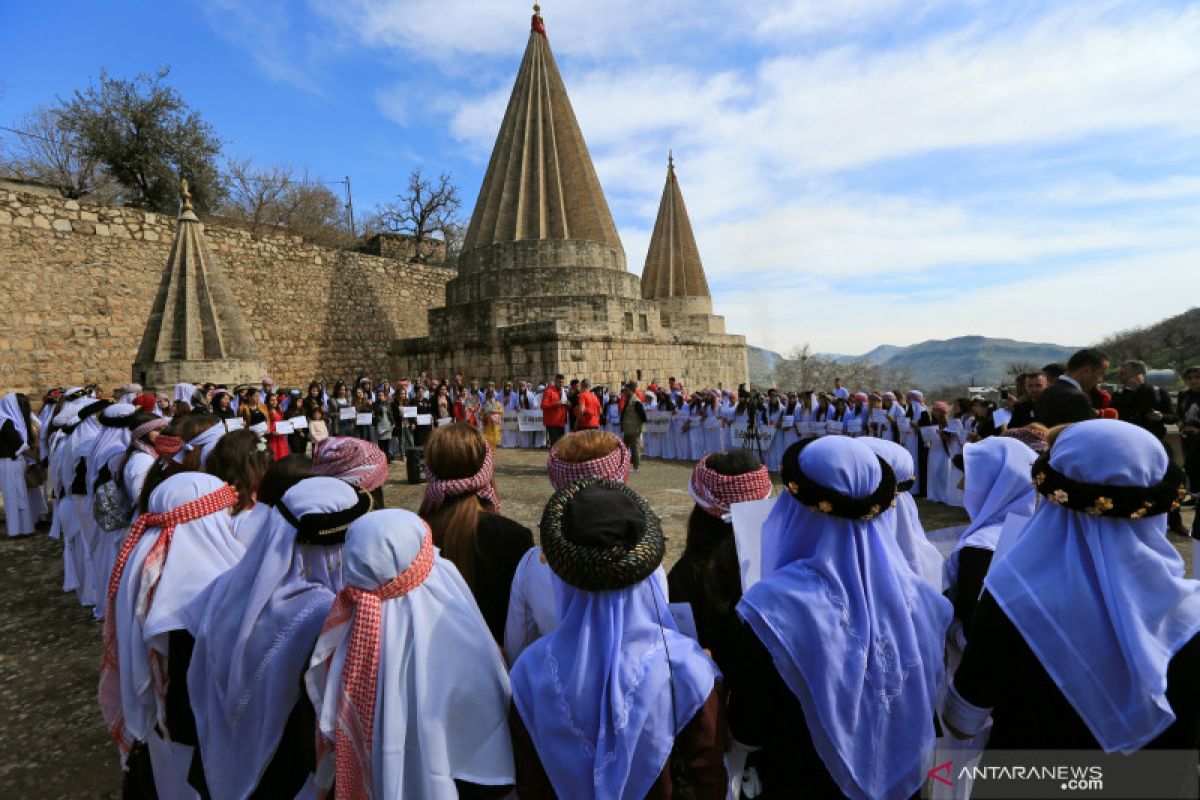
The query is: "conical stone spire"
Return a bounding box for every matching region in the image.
[641,153,712,314]
[133,180,264,387]
[461,4,622,255]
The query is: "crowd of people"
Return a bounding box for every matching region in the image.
[0,346,1197,798]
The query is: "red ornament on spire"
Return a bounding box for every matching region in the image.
[531,3,546,36]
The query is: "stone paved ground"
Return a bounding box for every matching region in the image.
[0,447,1191,797]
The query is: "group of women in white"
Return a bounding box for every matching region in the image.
[3,380,1199,800]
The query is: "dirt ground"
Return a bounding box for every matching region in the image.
[0,446,1191,798]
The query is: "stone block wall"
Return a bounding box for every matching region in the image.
[0,188,455,395]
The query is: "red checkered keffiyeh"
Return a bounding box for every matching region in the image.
[689,455,772,520]
[312,436,389,492]
[131,417,169,457]
[546,434,632,490]
[153,434,183,460]
[418,445,501,516]
[98,483,239,756]
[314,530,436,800]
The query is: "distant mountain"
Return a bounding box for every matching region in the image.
[863,336,1078,389]
[859,344,905,364]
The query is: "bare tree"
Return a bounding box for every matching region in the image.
[770,343,914,393]
[370,169,462,263]
[1,106,117,199]
[220,159,349,245]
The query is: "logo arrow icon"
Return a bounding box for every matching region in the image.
[928,760,954,787]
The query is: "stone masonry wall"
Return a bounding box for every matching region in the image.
[0,189,454,395]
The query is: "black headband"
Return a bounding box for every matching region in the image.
[77,399,111,422]
[782,445,899,521]
[1031,455,1187,519]
[277,488,374,545]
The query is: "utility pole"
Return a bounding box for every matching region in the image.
[344,175,356,237]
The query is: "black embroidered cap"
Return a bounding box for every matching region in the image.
[277,487,375,545]
[1031,454,1187,519]
[780,440,899,521]
[540,477,665,592]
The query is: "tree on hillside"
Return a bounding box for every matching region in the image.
[221,158,349,245]
[58,67,223,214]
[0,106,119,200]
[369,169,462,264]
[771,344,914,392]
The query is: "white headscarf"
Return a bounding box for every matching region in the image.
[858,437,945,591]
[173,383,196,403]
[985,419,1200,752]
[174,422,227,466]
[87,403,138,494]
[113,473,242,741]
[306,509,516,798]
[59,403,105,495]
[0,393,30,456]
[185,477,361,800]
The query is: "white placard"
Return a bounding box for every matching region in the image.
[781,415,795,428]
[920,425,941,446]
[731,497,774,593]
[437,416,453,427]
[945,417,964,436]
[501,411,519,431]
[274,420,295,435]
[223,418,244,431]
[826,419,844,435]
[416,414,433,426]
[643,410,672,434]
[339,407,356,421]
[518,409,545,433]
[402,406,418,419]
[290,416,308,429]
[249,422,268,435]
[870,409,889,426]
[896,416,912,435]
[845,419,864,435]
[355,412,373,426]
[993,408,1012,429]
[731,421,776,448]
[667,603,700,641]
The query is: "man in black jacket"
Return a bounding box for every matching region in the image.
[1178,367,1200,518]
[1035,349,1108,427]
[619,382,647,471]
[1008,371,1047,427]
[1112,360,1177,440]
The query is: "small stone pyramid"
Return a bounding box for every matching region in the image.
[132,180,265,388]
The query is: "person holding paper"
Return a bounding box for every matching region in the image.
[264,392,290,461]
[926,401,953,504]
[508,478,727,799]
[326,381,351,437]
[728,437,950,800]
[904,390,931,497]
[668,451,772,676]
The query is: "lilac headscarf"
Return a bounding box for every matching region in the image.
[510,572,718,799]
[946,436,1038,587]
[739,437,951,800]
[985,420,1200,752]
[859,437,945,591]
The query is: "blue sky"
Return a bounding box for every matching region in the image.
[3,0,1199,355]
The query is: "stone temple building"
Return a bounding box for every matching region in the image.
[391,6,746,389]
[132,181,266,388]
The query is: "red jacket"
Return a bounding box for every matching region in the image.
[541,385,568,427]
[574,390,601,429]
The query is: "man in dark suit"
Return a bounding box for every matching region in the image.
[1035,349,1109,427]
[1113,359,1186,534]
[1008,371,1047,427]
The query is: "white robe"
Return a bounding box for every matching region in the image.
[1,456,37,535]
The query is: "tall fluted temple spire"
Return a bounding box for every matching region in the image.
[460,4,622,254]
[641,152,711,302]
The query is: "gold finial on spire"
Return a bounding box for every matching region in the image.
[533,3,541,14]
[180,178,193,213]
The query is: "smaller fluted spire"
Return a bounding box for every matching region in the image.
[641,153,711,301]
